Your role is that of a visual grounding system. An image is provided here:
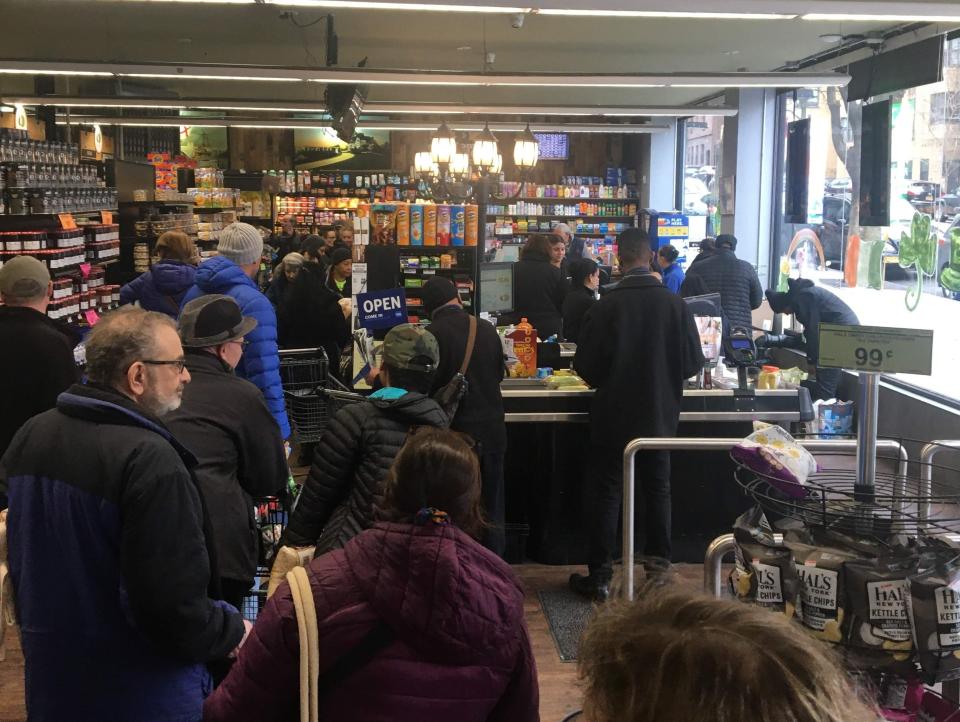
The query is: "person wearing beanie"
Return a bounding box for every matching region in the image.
[561,257,600,344]
[182,222,290,439]
[683,232,762,334]
[422,277,508,557]
[325,245,353,298]
[760,278,859,401]
[0,255,78,469]
[266,252,303,308]
[166,295,289,611]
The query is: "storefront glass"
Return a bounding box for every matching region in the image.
[682,105,724,240]
[771,37,960,402]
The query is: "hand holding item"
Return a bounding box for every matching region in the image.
[364,366,381,386]
[338,298,352,318]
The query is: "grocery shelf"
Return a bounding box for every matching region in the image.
[493,231,623,237]
[491,197,639,202]
[485,214,634,220]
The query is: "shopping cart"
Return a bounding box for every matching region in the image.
[279,347,330,445]
[241,496,288,622]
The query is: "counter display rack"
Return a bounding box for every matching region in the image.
[397,245,476,320]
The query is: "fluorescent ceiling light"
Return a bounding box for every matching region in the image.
[268,0,527,10]
[802,13,960,21]
[536,8,794,18]
[3,61,848,89]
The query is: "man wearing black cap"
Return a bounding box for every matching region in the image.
[761,278,859,401]
[684,233,763,333]
[422,277,508,556]
[166,294,289,609]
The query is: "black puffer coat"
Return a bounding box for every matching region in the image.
[281,392,447,554]
[685,248,763,332]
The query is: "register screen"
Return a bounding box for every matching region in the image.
[480,263,515,315]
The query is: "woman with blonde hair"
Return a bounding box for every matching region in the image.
[577,587,878,722]
[120,230,199,318]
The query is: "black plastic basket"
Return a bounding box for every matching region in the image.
[280,348,330,444]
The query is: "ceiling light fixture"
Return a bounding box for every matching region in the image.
[0,61,849,89]
[535,8,795,18]
[803,12,960,21]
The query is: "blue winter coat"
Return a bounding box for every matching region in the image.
[182,256,291,438]
[120,260,197,317]
[661,262,685,294]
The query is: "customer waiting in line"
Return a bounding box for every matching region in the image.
[578,587,877,722]
[684,233,762,333]
[571,229,704,601]
[277,324,447,556]
[503,233,567,340]
[0,256,78,472]
[1,307,248,722]
[183,222,290,439]
[562,257,600,344]
[120,230,199,317]
[657,243,685,294]
[325,245,353,298]
[271,214,302,259]
[319,224,338,254]
[422,277,508,557]
[278,235,351,382]
[166,295,290,610]
[266,251,303,308]
[206,428,539,722]
[334,219,354,246]
[689,235,717,268]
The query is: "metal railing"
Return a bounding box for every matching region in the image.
[919,440,960,525]
[621,437,909,601]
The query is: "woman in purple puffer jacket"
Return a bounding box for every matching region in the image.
[119,230,198,317]
[205,428,540,722]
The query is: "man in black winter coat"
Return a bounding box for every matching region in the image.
[166,295,290,609]
[684,233,763,333]
[0,256,78,467]
[280,324,447,555]
[0,307,246,721]
[570,229,704,601]
[422,277,507,556]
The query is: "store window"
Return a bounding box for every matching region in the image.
[681,104,725,239]
[771,38,960,402]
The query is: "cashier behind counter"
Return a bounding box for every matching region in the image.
[760,278,859,401]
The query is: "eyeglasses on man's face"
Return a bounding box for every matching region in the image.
[141,358,188,373]
[227,339,250,349]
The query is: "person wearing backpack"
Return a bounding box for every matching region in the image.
[422,277,508,557]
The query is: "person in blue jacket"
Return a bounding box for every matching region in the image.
[657,244,685,294]
[119,230,198,317]
[182,222,290,439]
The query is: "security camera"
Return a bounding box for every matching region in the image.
[511,13,524,28]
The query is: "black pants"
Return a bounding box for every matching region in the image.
[480,450,506,558]
[587,444,671,581]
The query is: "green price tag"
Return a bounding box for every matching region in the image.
[818,323,933,375]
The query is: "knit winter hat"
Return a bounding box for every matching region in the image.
[217,222,264,266]
[329,246,352,266]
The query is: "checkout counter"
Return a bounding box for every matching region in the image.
[500,374,815,565]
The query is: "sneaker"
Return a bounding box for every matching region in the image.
[568,572,610,602]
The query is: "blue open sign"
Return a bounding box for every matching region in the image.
[356,288,408,330]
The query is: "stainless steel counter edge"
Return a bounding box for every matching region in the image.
[501,387,803,398]
[504,411,802,423]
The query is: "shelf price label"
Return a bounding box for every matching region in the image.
[818,323,933,376]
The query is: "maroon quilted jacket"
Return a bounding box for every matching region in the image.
[204,521,540,722]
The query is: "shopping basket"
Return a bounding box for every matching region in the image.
[279,347,330,445]
[242,496,288,622]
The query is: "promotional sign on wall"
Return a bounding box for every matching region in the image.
[356,288,408,331]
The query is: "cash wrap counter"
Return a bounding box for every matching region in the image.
[500,382,815,564]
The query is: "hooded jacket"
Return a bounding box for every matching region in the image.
[182,255,290,439]
[280,392,447,554]
[575,271,704,448]
[120,260,198,318]
[165,351,290,586]
[777,278,859,366]
[684,248,763,332]
[1,383,244,722]
[204,522,539,722]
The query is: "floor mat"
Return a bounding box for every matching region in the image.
[538,589,596,662]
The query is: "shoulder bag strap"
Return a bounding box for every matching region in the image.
[459,314,478,375]
[288,566,320,722]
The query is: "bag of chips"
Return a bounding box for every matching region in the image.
[729,507,800,618]
[731,422,819,498]
[905,552,960,683]
[788,540,857,644]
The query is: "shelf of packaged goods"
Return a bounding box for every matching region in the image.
[193,206,240,212]
[485,214,634,220]
[120,200,194,206]
[277,188,416,196]
[493,230,624,237]
[492,196,639,202]
[402,267,462,274]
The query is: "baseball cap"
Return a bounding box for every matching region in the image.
[0,255,50,300]
[178,294,258,348]
[381,324,439,373]
[716,233,738,250]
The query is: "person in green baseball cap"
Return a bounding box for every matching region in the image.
[277,323,448,557]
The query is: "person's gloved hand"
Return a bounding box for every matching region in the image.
[759,331,804,350]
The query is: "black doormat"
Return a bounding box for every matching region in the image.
[538,589,596,662]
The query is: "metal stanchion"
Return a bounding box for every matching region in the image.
[919,440,960,528]
[621,438,909,601]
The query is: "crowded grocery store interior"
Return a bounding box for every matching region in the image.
[3,1,960,720]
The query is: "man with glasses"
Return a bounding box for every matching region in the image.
[166,295,289,610]
[0,307,247,721]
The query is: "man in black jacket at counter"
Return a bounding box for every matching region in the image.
[422,277,508,556]
[167,294,290,609]
[685,233,762,333]
[571,229,704,601]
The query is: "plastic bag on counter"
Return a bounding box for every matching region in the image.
[906,551,960,683]
[779,366,809,389]
[731,422,819,497]
[729,507,799,618]
[805,399,855,438]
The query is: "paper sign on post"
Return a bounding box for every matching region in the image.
[356,288,408,331]
[818,323,934,376]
